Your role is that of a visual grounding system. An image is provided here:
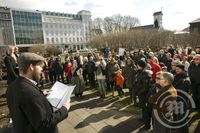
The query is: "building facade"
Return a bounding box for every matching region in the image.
[153,11,163,29]
[0,6,91,51]
[0,7,14,46]
[11,8,44,46]
[42,10,91,50]
[131,11,163,30]
[189,18,200,33]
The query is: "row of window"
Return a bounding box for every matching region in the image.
[12,11,41,17]
[45,30,84,36]
[44,22,90,28]
[13,17,42,24]
[0,21,12,27]
[43,12,81,19]
[16,37,44,44]
[0,13,10,19]
[46,37,84,44]
[45,23,83,29]
[71,45,84,50]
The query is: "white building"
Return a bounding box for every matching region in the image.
[42,10,92,51]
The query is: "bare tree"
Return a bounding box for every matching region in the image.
[28,45,45,55]
[92,14,140,33]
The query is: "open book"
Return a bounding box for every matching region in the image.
[47,81,75,109]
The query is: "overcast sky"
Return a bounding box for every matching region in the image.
[1,0,200,31]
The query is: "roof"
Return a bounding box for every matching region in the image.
[153,11,163,16]
[190,18,200,24]
[182,27,190,32]
[132,24,154,30]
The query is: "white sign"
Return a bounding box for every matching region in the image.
[118,48,125,56]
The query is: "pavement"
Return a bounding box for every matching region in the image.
[58,90,146,133]
[1,88,200,133]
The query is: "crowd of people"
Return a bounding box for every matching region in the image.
[3,45,200,132]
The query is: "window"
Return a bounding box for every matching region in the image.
[77,45,80,50]
[46,38,49,43]
[73,45,76,50]
[45,24,48,28]
[81,45,83,49]
[61,38,63,43]
[46,31,49,36]
[51,38,54,43]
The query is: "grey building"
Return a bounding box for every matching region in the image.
[0,7,14,46]
[0,6,92,52]
[189,18,200,33]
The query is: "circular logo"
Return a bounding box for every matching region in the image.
[153,89,195,129]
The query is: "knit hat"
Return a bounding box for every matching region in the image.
[176,64,185,71]
[137,60,147,68]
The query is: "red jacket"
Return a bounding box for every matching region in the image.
[149,61,161,81]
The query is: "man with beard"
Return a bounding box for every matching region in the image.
[6,53,70,133]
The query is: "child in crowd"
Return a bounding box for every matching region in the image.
[114,65,125,97]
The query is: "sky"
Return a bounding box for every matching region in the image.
[1,0,200,31]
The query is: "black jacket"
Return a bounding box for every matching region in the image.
[4,55,18,84]
[6,76,68,133]
[188,62,200,86]
[173,73,191,93]
[134,70,152,95]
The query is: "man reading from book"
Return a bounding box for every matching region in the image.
[6,52,70,133]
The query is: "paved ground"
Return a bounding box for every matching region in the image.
[58,90,145,133]
[1,88,200,133]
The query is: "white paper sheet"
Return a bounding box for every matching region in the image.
[47,81,75,108]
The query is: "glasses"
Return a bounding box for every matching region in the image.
[193,58,200,60]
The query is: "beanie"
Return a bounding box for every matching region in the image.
[176,64,185,71]
[137,60,147,68]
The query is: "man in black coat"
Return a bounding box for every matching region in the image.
[6,52,70,133]
[188,54,200,109]
[173,64,191,133]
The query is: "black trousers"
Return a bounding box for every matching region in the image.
[88,72,95,88]
[191,84,200,108]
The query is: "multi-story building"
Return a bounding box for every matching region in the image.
[0,7,14,46]
[42,10,91,50]
[11,8,44,46]
[0,6,92,51]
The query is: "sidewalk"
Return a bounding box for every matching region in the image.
[1,87,200,133]
[58,90,144,133]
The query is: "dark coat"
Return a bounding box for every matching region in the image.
[122,65,136,89]
[134,70,152,96]
[6,77,68,133]
[4,55,18,84]
[106,62,118,82]
[173,73,191,93]
[188,62,200,86]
